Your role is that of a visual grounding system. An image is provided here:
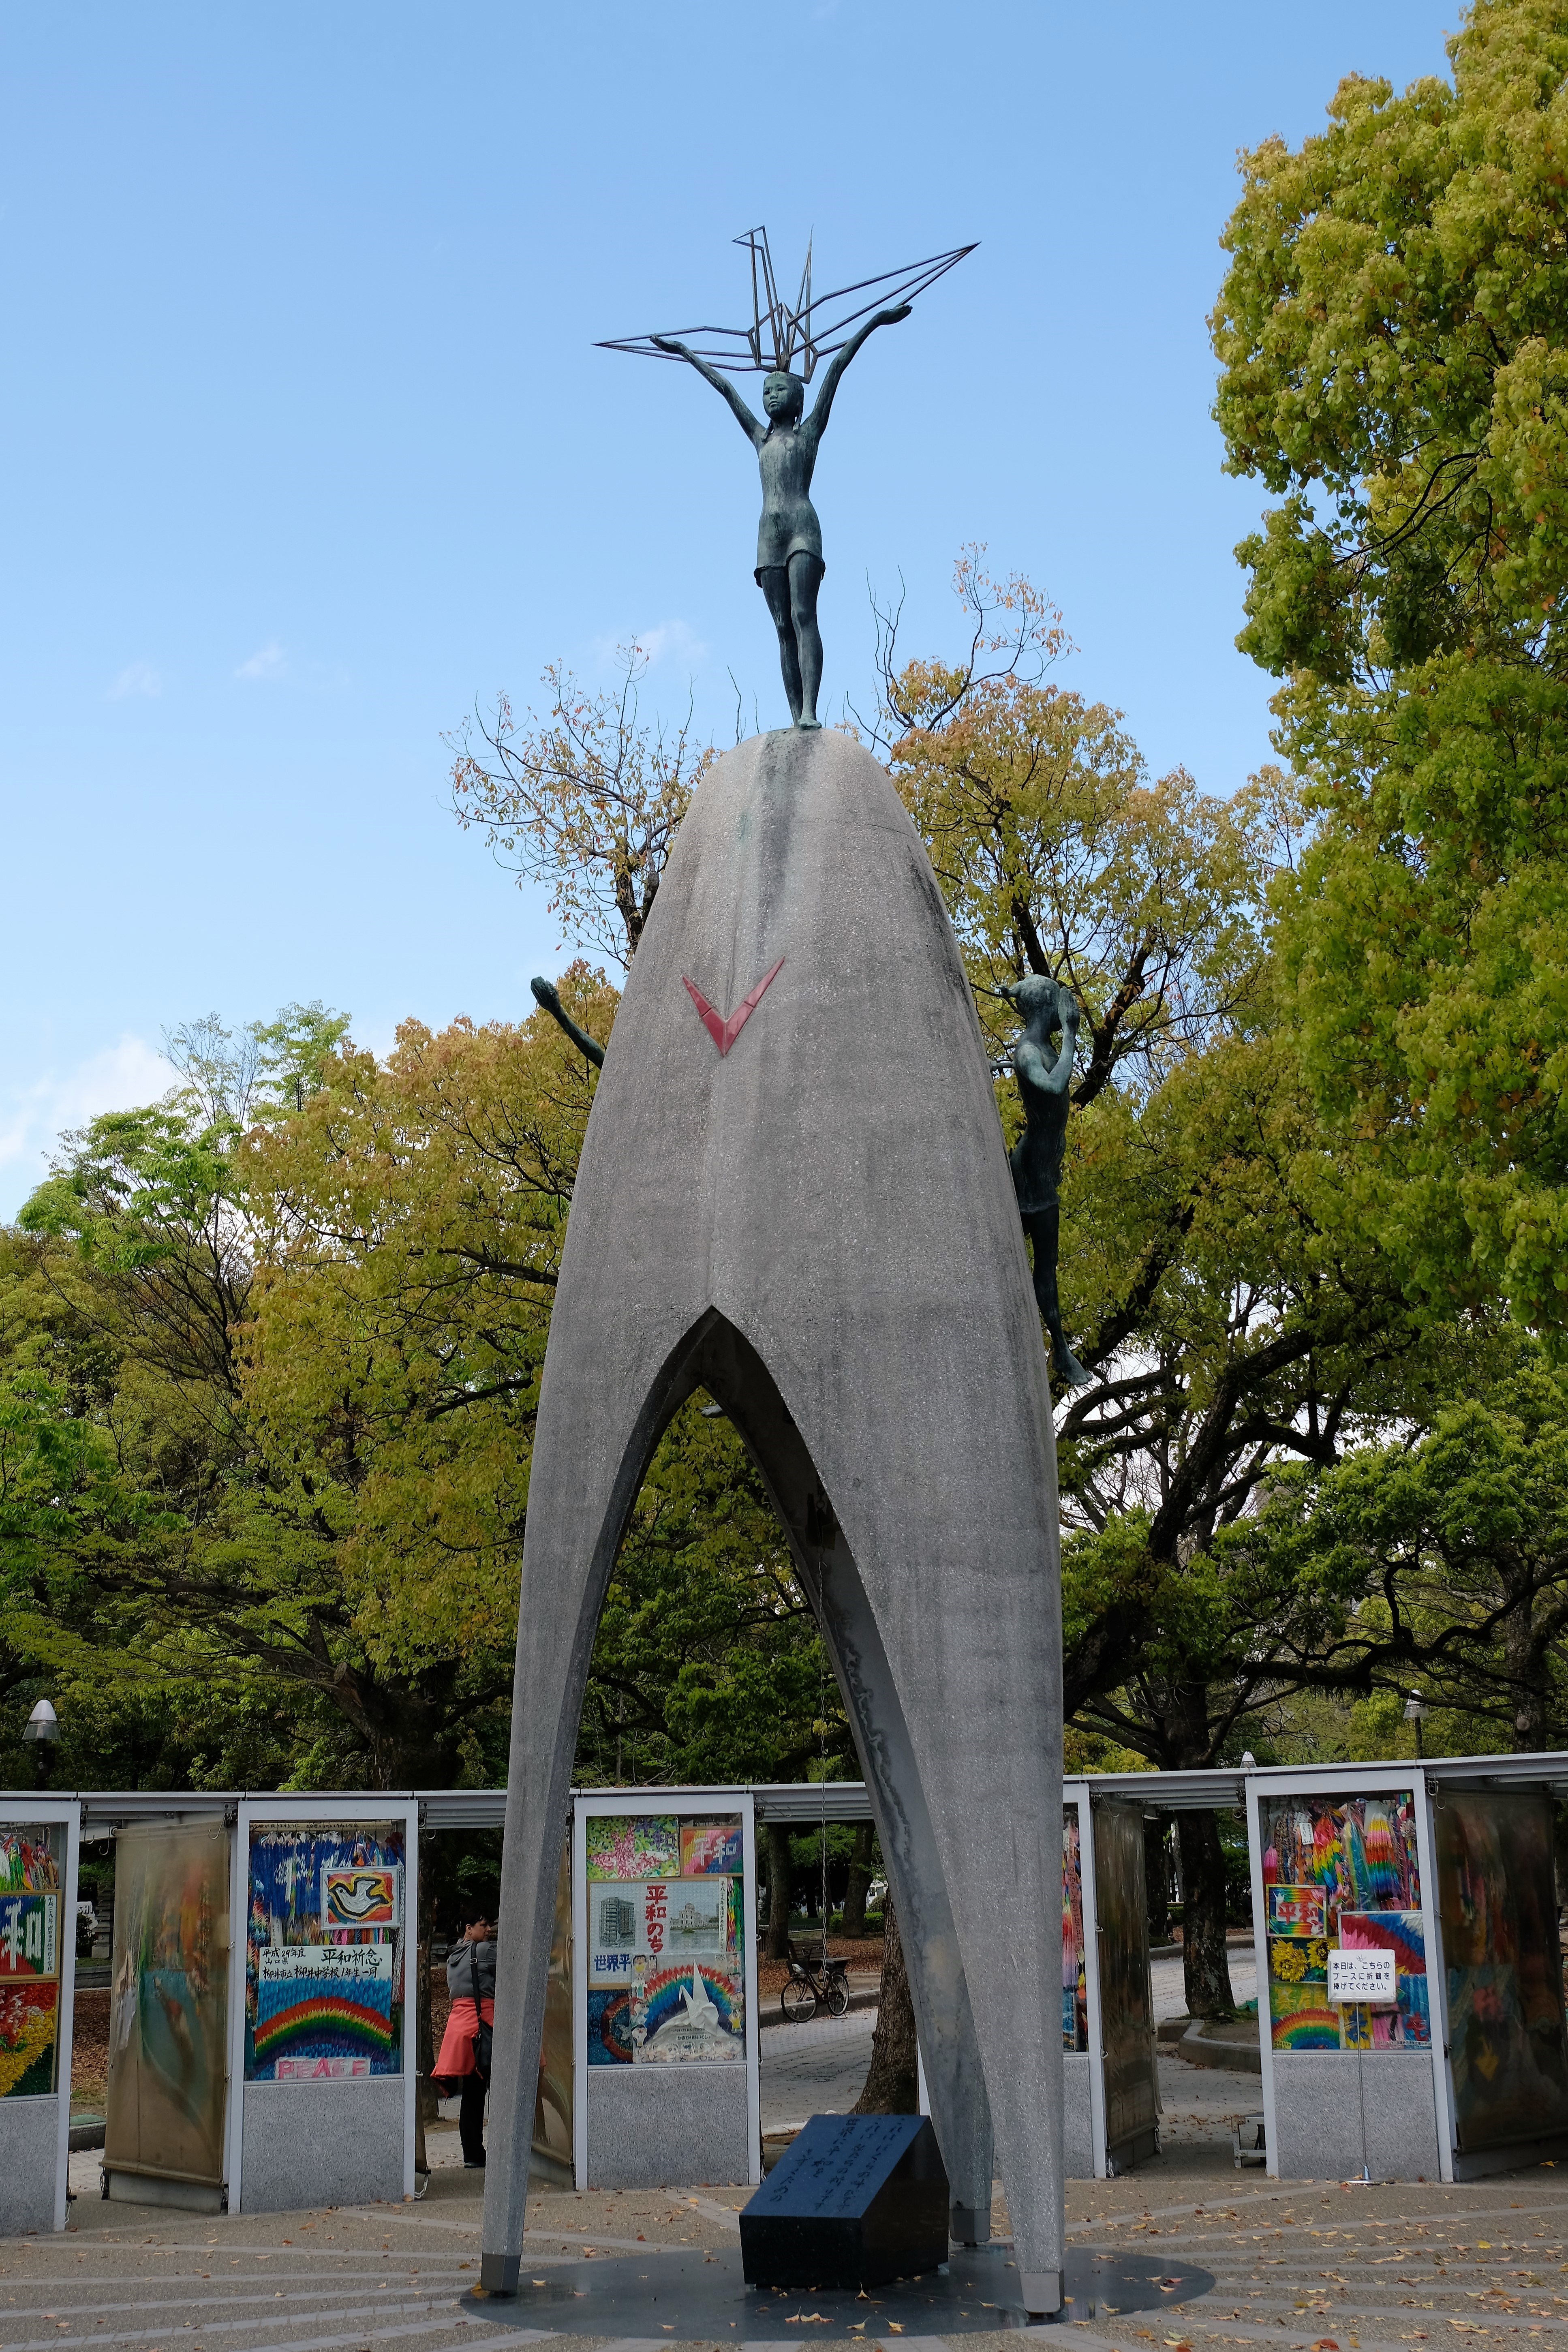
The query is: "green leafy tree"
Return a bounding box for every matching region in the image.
[573,1394,850,1789]
[1212,0,1568,1334]
[1210,1356,1568,1753]
[0,1002,451,1790]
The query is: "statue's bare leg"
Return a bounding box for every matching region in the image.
[759,565,804,725]
[1024,1207,1088,1388]
[790,552,826,729]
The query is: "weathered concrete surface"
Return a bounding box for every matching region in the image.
[481,727,1065,2308]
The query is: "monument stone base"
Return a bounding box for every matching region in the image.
[463,2240,1213,2337]
[739,2113,948,2289]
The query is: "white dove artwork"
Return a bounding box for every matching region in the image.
[633,1959,740,2063]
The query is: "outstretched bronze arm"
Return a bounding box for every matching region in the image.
[530,977,605,1069]
[651,337,766,445]
[802,303,911,443]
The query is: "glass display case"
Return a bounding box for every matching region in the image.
[1246,1768,1444,2182]
[227,1796,419,2212]
[0,1799,79,2234]
[1061,1783,1158,2177]
[573,1789,759,2188]
[1435,1787,1568,2158]
[103,1820,229,2209]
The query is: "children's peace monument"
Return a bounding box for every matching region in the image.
[480,233,1069,2322]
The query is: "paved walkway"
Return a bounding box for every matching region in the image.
[11,2162,1568,2352]
[1151,1950,1258,2025]
[759,2007,879,2134]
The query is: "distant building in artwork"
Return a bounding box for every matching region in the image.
[672,1899,719,1940]
[599,1896,636,1945]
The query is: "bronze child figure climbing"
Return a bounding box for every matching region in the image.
[1002,974,1089,1389]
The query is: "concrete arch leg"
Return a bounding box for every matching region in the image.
[479,1307,1061,2312]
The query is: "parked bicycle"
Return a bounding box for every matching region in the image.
[780,1943,851,2022]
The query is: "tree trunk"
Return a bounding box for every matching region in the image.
[852,1896,918,2113]
[1504,1575,1552,1751]
[764,1821,795,1960]
[1177,1810,1235,2019]
[841,1823,874,1939]
[1143,1814,1171,1946]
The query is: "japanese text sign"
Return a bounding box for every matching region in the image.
[1327,1947,1397,2005]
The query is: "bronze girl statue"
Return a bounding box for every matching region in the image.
[652,306,911,729]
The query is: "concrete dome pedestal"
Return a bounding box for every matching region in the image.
[479,727,1066,2316]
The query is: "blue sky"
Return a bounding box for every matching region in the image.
[1,0,1458,1217]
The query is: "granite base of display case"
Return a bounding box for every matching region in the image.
[0,2095,61,2232]
[1064,2052,1093,2179]
[740,2114,948,2289]
[240,2074,404,2211]
[585,2060,751,2189]
[1270,2050,1441,2181]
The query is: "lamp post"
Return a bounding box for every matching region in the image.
[1403,1691,1427,1761]
[21,1698,58,1791]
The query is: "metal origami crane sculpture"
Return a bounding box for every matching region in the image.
[597,225,976,379]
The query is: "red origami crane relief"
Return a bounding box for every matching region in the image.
[682,958,785,1057]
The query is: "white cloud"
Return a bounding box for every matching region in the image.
[0,1036,178,1219]
[109,661,162,699]
[235,640,286,681]
[593,619,708,674]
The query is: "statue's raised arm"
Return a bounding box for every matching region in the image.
[800,303,911,448]
[650,338,765,446]
[530,976,605,1070]
[601,230,974,732]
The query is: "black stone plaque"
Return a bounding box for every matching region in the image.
[739,2112,949,2290]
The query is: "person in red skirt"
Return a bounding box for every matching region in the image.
[436,1911,495,2168]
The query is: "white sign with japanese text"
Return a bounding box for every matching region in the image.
[1327,1948,1397,2005]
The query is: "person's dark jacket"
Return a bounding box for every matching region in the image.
[446,1937,496,2003]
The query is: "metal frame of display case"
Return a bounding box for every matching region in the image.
[571,1786,761,2189]
[1061,1779,1110,2179]
[225,1795,420,2211]
[1062,1778,1162,2180]
[1244,1763,1449,2182]
[1422,1762,1568,2179]
[0,1796,80,2233]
